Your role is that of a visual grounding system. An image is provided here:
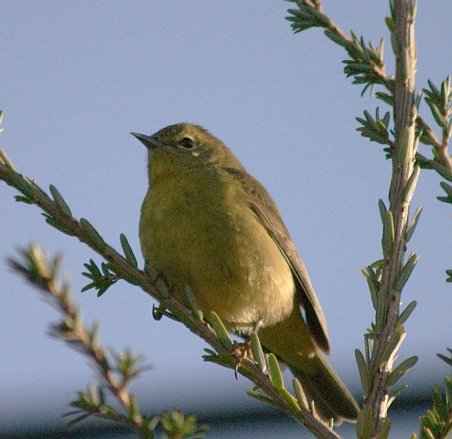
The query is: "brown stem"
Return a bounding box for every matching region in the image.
[364,1,418,437]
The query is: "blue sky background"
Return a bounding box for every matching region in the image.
[1,1,451,435]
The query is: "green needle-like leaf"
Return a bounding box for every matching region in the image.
[207,311,231,349]
[250,333,266,373]
[267,353,284,389]
[293,378,309,411]
[119,233,138,268]
[387,356,418,387]
[355,349,371,397]
[80,218,106,251]
[397,300,417,325]
[395,253,419,291]
[405,206,423,242]
[380,325,406,366]
[49,184,73,217]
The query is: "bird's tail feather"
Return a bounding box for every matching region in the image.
[290,354,359,424]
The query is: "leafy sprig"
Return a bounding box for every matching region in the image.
[418,350,452,439]
[8,244,207,439]
[286,1,452,185]
[0,147,344,438]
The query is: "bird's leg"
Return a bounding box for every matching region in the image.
[146,266,171,321]
[152,303,166,321]
[231,319,264,378]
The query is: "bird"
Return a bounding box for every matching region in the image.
[132,123,359,423]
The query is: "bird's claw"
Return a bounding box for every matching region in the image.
[231,341,254,379]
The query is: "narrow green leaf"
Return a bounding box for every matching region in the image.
[380,324,406,366]
[428,101,446,127]
[397,300,417,325]
[14,194,33,204]
[267,353,284,388]
[395,253,419,291]
[437,196,452,204]
[363,110,374,124]
[387,356,418,387]
[432,385,448,420]
[185,286,203,321]
[397,126,412,164]
[0,148,16,170]
[362,267,378,310]
[246,389,276,406]
[405,206,423,242]
[415,89,423,109]
[277,387,300,412]
[356,405,373,439]
[104,262,135,284]
[66,412,92,427]
[382,111,391,128]
[207,311,231,349]
[44,214,75,236]
[445,374,452,405]
[364,334,373,364]
[153,274,171,299]
[378,199,387,224]
[86,259,101,277]
[120,233,138,268]
[440,181,452,196]
[382,210,395,257]
[80,282,96,292]
[10,175,35,198]
[80,218,106,251]
[446,269,452,282]
[355,349,371,397]
[437,351,452,367]
[425,408,439,425]
[49,184,73,217]
[324,30,349,48]
[375,283,387,329]
[250,333,266,373]
[422,426,436,439]
[293,378,309,411]
[376,92,394,106]
[128,395,140,420]
[403,165,420,203]
[376,418,392,439]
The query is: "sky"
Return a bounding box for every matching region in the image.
[0,1,451,436]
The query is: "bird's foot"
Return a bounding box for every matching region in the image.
[231,341,254,379]
[152,303,166,321]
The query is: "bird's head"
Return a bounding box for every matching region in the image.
[132,123,243,181]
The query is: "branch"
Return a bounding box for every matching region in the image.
[286,1,451,182]
[362,1,419,437]
[0,151,342,438]
[8,245,208,438]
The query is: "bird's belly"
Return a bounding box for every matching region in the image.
[193,237,296,334]
[140,193,295,334]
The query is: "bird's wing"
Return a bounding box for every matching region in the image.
[225,167,330,353]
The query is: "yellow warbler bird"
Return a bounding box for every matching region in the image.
[132,123,358,423]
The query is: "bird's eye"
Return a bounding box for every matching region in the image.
[181,137,194,149]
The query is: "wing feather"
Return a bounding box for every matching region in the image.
[225,167,330,353]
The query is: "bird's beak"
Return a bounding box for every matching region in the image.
[130,132,162,149]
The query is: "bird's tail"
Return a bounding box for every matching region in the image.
[258,307,359,423]
[290,353,359,424]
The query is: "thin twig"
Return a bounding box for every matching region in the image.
[363,1,418,437]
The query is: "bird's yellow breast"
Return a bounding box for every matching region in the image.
[139,167,295,334]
